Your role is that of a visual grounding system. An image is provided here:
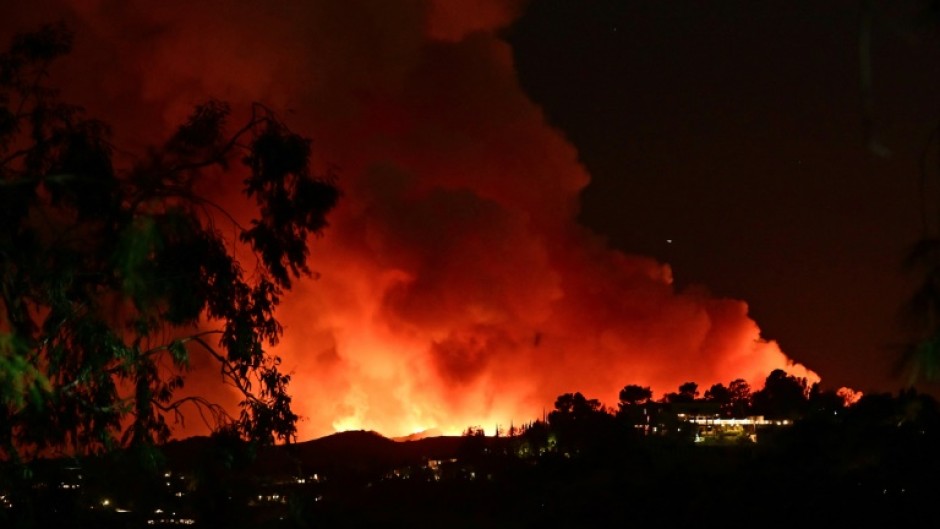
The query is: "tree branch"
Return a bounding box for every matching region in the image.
[153,395,234,432]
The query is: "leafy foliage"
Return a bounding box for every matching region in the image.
[901,238,940,382]
[0,25,339,460]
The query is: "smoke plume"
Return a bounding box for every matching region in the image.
[4,0,816,439]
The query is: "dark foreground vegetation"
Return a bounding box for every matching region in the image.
[3,372,939,528]
[3,19,940,529]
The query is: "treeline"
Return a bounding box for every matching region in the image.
[4,368,938,527]
[425,370,940,527]
[460,368,939,456]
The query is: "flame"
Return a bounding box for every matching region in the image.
[836,387,863,406]
[13,0,820,440]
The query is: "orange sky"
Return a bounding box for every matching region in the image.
[3,0,818,439]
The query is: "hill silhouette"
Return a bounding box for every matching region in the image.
[159,430,468,480]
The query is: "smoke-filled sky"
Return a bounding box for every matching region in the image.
[4,0,936,439]
[508,0,940,398]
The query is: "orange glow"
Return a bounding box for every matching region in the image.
[837,387,863,406]
[42,0,820,441]
[274,225,818,439]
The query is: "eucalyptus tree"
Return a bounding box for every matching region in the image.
[0,25,339,461]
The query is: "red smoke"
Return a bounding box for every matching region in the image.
[4,0,816,439]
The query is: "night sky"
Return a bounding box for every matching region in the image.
[510,0,940,393]
[4,0,940,438]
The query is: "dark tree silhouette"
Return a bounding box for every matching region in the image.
[901,238,940,382]
[548,392,615,454]
[806,383,846,418]
[679,381,699,399]
[0,25,339,460]
[704,379,753,418]
[727,378,752,418]
[662,381,698,403]
[618,384,652,407]
[703,383,730,402]
[517,419,550,456]
[751,370,808,420]
[885,1,940,385]
[616,384,652,430]
[549,392,605,421]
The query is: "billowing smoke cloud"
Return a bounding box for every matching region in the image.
[4,0,815,439]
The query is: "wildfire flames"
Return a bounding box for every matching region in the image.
[6,0,817,439]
